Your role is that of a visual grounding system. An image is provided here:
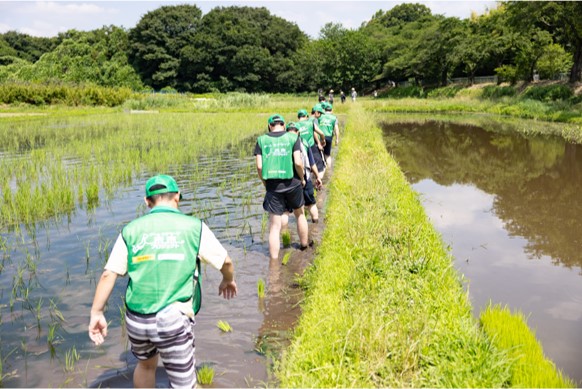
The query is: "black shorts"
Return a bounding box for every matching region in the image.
[311,145,326,171]
[303,180,316,206]
[323,136,333,157]
[263,184,304,215]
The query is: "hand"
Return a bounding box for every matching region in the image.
[301,179,306,187]
[88,313,108,346]
[315,177,323,190]
[219,279,238,300]
[335,139,339,146]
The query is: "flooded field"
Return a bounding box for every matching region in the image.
[382,118,582,384]
[0,113,325,387]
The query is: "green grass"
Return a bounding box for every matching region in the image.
[276,104,573,387]
[217,320,232,333]
[281,231,291,248]
[480,305,574,388]
[257,279,265,298]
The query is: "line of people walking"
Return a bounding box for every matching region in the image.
[254,101,340,262]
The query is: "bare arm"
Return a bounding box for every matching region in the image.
[218,255,237,299]
[313,122,326,148]
[293,150,305,185]
[256,154,265,187]
[88,269,118,345]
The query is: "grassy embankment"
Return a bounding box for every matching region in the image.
[276,105,574,387]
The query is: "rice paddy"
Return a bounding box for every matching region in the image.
[0,93,577,387]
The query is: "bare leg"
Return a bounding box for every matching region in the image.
[134,354,158,388]
[281,211,290,229]
[269,213,282,261]
[293,207,309,248]
[308,204,319,223]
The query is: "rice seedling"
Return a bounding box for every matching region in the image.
[196,364,215,385]
[257,279,265,299]
[0,347,18,386]
[281,252,291,266]
[281,231,291,248]
[64,346,80,373]
[217,320,232,333]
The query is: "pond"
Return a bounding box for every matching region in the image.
[0,118,321,387]
[382,117,582,384]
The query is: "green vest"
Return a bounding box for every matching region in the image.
[318,113,337,138]
[258,132,298,180]
[295,119,316,148]
[122,205,202,315]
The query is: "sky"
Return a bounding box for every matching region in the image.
[0,1,498,39]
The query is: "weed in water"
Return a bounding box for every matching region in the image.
[257,279,265,299]
[196,364,215,385]
[217,320,232,333]
[281,231,291,248]
[282,252,291,266]
[64,346,80,373]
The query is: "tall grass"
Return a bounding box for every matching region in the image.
[480,305,574,388]
[277,105,512,387]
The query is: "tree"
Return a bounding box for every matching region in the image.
[128,4,202,90]
[505,1,582,82]
[185,6,307,92]
[1,31,59,62]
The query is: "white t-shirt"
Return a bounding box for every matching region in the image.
[105,222,227,276]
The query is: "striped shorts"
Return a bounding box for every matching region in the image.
[125,305,196,388]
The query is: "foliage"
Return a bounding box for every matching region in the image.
[0,31,59,62]
[426,85,464,98]
[495,64,519,84]
[0,82,134,106]
[128,4,202,91]
[382,86,425,98]
[521,84,573,102]
[536,44,573,80]
[196,365,215,385]
[481,85,517,99]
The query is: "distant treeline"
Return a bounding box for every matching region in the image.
[0,2,580,94]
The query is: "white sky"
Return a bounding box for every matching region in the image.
[0,1,498,39]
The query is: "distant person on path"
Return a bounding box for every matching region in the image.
[255,114,309,260]
[319,102,340,168]
[283,121,323,224]
[351,88,357,102]
[311,104,328,177]
[296,108,326,177]
[328,89,334,105]
[373,90,378,98]
[88,174,237,388]
[340,90,346,104]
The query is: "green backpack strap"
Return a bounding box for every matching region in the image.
[193,256,202,315]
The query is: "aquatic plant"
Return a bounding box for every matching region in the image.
[282,252,291,266]
[64,346,80,373]
[281,231,291,248]
[257,279,265,299]
[217,320,232,333]
[196,364,215,385]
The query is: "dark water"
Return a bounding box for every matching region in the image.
[382,119,582,384]
[0,135,323,388]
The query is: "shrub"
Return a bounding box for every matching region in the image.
[381,86,424,99]
[482,85,517,99]
[426,85,464,98]
[521,84,573,102]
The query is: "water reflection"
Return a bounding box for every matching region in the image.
[383,120,582,268]
[382,119,582,383]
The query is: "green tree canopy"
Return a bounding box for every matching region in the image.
[128,4,202,90]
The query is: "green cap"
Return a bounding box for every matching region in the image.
[286,122,298,131]
[145,174,181,198]
[267,114,285,126]
[312,104,324,114]
[297,109,308,118]
[323,102,333,111]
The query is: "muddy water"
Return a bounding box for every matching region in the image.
[382,119,582,384]
[0,136,328,388]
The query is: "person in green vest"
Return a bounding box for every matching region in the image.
[88,175,237,388]
[295,108,326,176]
[283,121,323,224]
[318,102,340,168]
[255,114,309,261]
